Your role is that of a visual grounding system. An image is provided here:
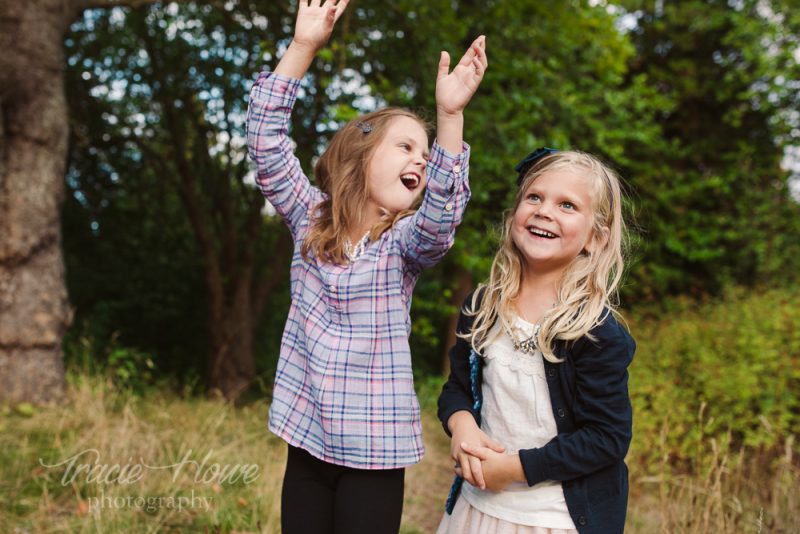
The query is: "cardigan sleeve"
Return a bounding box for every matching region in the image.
[437,292,481,436]
[519,316,635,485]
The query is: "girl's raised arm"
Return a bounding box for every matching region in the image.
[275,0,349,80]
[246,1,348,239]
[398,37,488,270]
[435,36,488,153]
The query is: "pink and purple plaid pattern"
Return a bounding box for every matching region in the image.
[247,72,470,469]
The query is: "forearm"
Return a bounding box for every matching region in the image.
[399,141,470,270]
[494,453,526,486]
[247,73,300,179]
[246,73,318,234]
[436,110,464,154]
[274,40,318,80]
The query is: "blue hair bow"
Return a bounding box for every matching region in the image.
[515,147,558,185]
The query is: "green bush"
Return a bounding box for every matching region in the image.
[628,286,800,473]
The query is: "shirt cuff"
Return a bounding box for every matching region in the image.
[426,141,471,196]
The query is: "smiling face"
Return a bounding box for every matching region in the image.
[363,115,429,221]
[511,169,598,276]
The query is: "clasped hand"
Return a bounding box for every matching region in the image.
[448,411,521,492]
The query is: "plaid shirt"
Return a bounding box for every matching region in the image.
[247,72,471,469]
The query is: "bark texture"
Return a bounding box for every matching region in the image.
[0,0,167,404]
[0,0,76,404]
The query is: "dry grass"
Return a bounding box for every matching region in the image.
[1,372,797,533]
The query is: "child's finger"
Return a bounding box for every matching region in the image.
[457,452,474,484]
[486,437,505,453]
[325,5,336,26]
[469,455,486,489]
[437,51,451,81]
[333,0,349,21]
[471,57,484,77]
[456,45,477,69]
[474,37,488,68]
[461,442,489,460]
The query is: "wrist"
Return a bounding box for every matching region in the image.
[289,38,321,56]
[507,454,526,483]
[448,410,476,434]
[436,107,464,121]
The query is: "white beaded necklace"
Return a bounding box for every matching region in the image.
[344,231,370,262]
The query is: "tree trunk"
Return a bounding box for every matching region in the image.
[0,0,172,404]
[0,0,74,404]
[207,272,255,401]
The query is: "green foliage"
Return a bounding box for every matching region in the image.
[616,0,800,298]
[629,285,800,473]
[61,0,800,382]
[107,345,156,394]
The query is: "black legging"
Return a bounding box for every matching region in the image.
[281,444,405,534]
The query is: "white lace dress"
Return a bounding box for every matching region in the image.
[437,317,578,534]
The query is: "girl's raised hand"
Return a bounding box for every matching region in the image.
[292,0,349,52]
[436,35,488,116]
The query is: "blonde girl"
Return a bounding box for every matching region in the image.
[246,1,488,532]
[437,149,635,534]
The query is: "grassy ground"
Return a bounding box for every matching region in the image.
[2,371,797,533]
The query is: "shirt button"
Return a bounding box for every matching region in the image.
[557,408,565,418]
[453,164,461,174]
[547,368,556,378]
[329,285,337,293]
[444,202,453,211]
[578,516,587,526]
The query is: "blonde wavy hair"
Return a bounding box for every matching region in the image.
[464,150,628,362]
[302,108,429,265]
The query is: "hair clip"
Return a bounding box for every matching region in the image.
[515,147,558,185]
[356,121,373,134]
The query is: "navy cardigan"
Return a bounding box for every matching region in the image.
[438,291,635,534]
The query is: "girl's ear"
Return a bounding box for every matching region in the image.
[585,225,610,255]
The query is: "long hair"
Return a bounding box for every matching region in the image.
[301,108,429,265]
[464,151,628,362]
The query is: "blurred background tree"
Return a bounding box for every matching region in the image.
[617,0,800,297]
[57,0,800,392]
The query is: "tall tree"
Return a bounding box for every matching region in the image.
[0,0,179,404]
[65,2,296,399]
[63,1,390,398]
[617,0,800,296]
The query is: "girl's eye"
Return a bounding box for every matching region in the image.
[399,143,411,151]
[526,193,540,202]
[561,201,575,210]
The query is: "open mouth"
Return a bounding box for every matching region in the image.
[400,173,421,191]
[527,226,557,239]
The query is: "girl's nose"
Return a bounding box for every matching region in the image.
[535,203,554,219]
